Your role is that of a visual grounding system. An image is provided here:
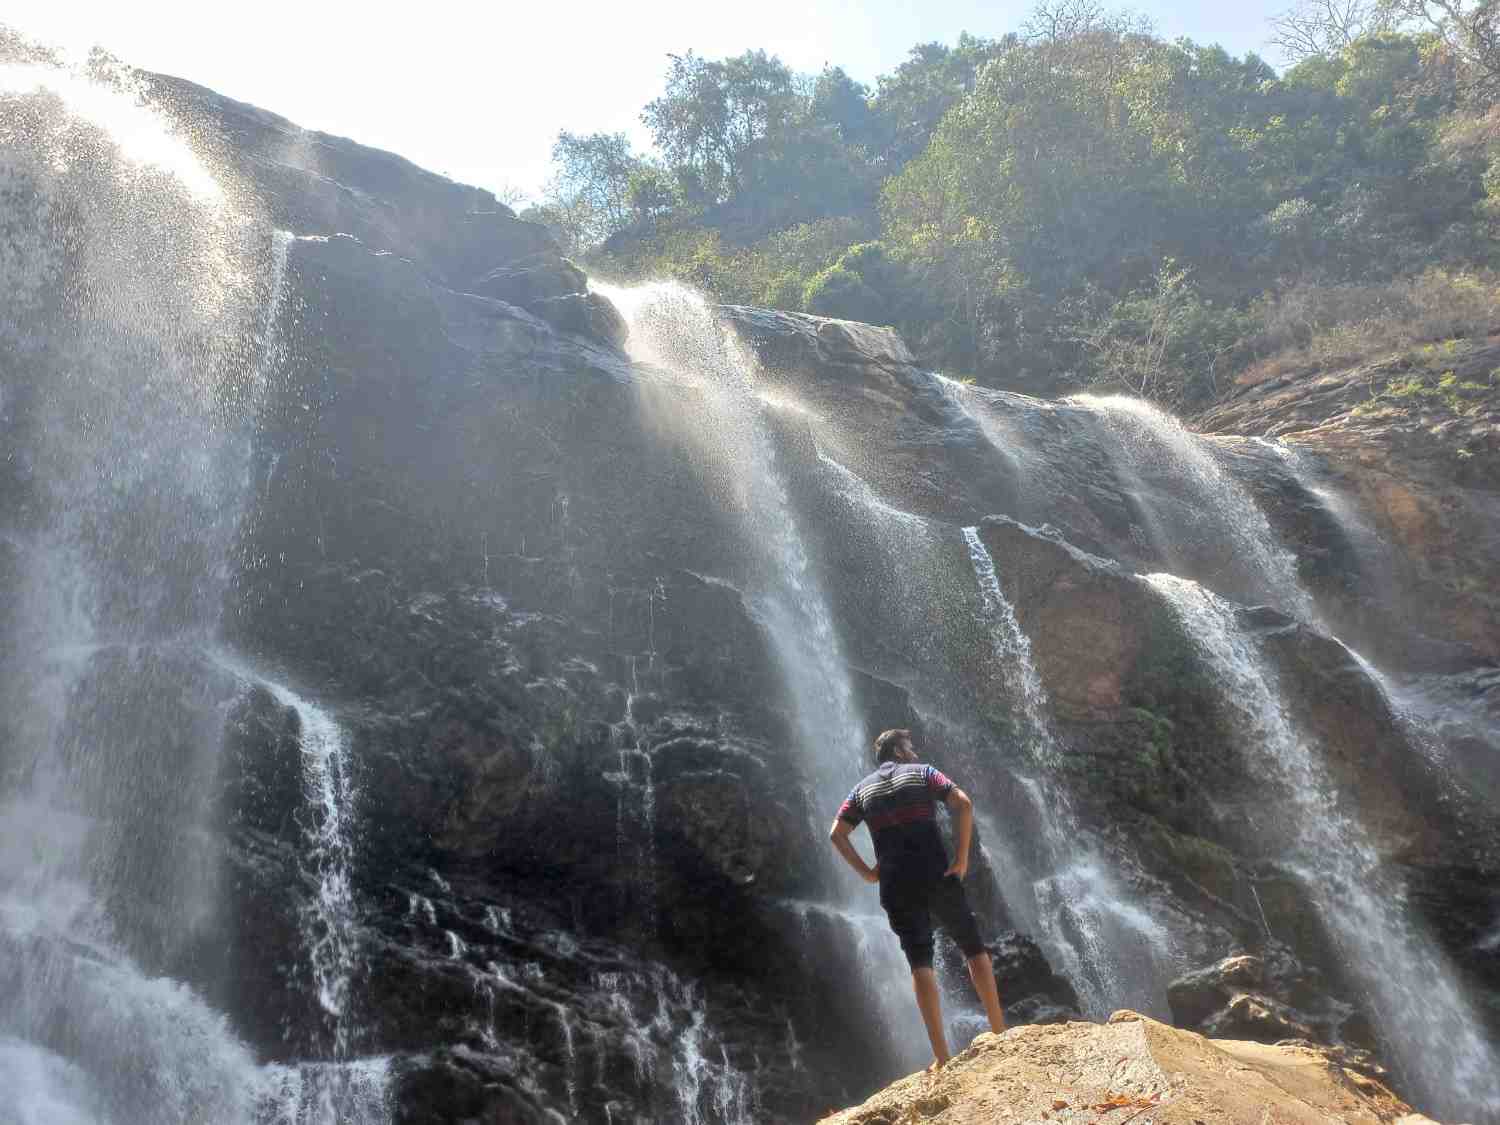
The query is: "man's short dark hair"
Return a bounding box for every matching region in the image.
[874,728,912,764]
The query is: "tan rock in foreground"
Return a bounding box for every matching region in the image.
[819,1011,1446,1125]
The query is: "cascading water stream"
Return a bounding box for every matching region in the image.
[1069,395,1316,621]
[961,527,1174,1016]
[932,374,1026,478]
[1249,437,1496,776]
[0,57,390,1125]
[595,282,866,820]
[595,280,929,1072]
[1145,573,1500,1120]
[1029,394,1500,1115]
[607,687,659,938]
[209,654,371,1060]
[0,57,268,1124]
[268,681,361,1053]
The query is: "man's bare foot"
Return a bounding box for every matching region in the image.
[925,1057,948,1075]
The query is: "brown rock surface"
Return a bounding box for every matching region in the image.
[1192,339,1500,665]
[819,1011,1432,1125]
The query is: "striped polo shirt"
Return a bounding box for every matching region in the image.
[837,762,955,870]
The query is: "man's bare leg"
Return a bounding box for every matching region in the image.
[911,967,950,1069]
[965,952,1006,1034]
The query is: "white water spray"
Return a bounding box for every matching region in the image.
[1146,573,1500,1118]
[962,527,1173,1015]
[0,57,395,1125]
[1070,395,1315,619]
[595,280,925,1069]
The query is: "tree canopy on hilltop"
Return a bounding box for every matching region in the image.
[535,0,1500,406]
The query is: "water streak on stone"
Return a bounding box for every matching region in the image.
[963,527,1174,1016]
[1070,395,1315,619]
[1145,572,1500,1118]
[596,282,923,1069]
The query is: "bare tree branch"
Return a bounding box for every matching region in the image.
[1269,0,1394,62]
[1382,0,1500,98]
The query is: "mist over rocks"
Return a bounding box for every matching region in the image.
[3,41,1500,1125]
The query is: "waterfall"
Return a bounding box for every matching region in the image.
[257,1059,394,1125]
[1069,395,1315,620]
[267,681,361,1053]
[1145,573,1500,1119]
[209,653,369,1057]
[933,374,1024,476]
[1248,438,1494,768]
[595,281,928,1071]
[960,529,1050,748]
[594,964,758,1124]
[208,652,393,1121]
[596,283,865,787]
[0,59,392,1125]
[1251,436,1399,595]
[0,58,271,1123]
[961,527,1174,1016]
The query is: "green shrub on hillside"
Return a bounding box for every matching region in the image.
[554,3,1500,401]
[804,264,887,322]
[762,273,806,310]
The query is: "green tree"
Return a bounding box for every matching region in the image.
[641,49,800,204]
[809,66,874,147]
[625,165,679,223]
[543,131,644,250]
[868,34,1002,166]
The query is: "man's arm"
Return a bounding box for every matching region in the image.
[829,817,879,884]
[944,787,974,879]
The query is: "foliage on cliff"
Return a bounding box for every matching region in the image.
[529,0,1500,405]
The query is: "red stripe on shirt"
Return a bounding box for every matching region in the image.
[867,803,937,831]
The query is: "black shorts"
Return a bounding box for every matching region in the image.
[879,870,985,970]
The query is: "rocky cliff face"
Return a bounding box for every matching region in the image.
[3,50,1499,1125]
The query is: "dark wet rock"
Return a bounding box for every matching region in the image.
[986,932,1081,1024]
[529,290,630,348]
[471,253,587,306]
[208,223,905,1114]
[468,255,627,349]
[1167,954,1318,1043]
[219,687,304,838]
[1166,947,1375,1058]
[392,1048,554,1125]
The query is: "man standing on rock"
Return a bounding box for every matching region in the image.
[830,728,1006,1070]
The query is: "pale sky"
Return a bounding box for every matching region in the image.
[8,1,1295,203]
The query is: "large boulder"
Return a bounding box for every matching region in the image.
[1165,950,1372,1053]
[818,1012,1427,1125]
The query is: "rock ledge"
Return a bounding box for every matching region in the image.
[818,1011,1441,1125]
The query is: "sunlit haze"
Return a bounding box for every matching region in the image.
[12,0,1293,202]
